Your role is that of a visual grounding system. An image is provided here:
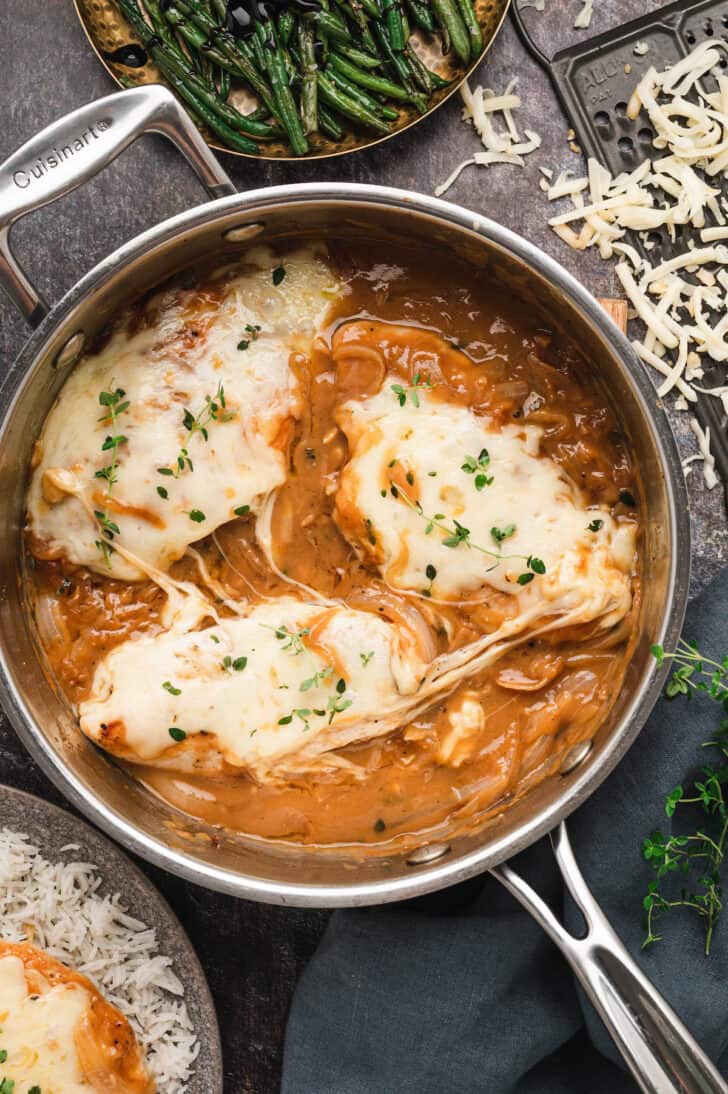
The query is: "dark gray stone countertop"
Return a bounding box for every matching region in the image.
[0,2,725,1091]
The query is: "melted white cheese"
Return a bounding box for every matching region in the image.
[79,596,429,777]
[27,245,340,580]
[0,954,92,1092]
[335,388,636,630]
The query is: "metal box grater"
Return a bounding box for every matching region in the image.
[512,0,728,490]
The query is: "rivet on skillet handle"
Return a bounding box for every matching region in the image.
[491,823,728,1094]
[0,84,235,328]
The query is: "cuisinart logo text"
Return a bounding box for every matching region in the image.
[13,119,112,189]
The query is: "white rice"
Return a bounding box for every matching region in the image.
[0,828,200,1092]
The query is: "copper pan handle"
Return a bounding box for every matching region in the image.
[0,84,234,327]
[491,823,728,1094]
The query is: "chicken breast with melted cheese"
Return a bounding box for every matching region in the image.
[26,245,341,581]
[0,941,153,1093]
[334,373,636,635]
[79,596,431,779]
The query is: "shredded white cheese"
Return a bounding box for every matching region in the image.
[574,0,592,29]
[540,40,728,489]
[435,78,542,197]
[516,0,593,27]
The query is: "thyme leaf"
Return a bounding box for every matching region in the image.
[300,666,333,692]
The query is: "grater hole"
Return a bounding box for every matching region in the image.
[615,100,628,119]
[686,29,696,44]
[594,110,610,127]
[646,231,663,247]
[704,18,714,35]
[723,13,728,27]
[618,136,634,157]
[638,126,654,144]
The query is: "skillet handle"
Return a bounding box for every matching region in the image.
[0,84,235,327]
[491,822,728,1094]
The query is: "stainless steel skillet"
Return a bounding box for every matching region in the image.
[0,85,720,1093]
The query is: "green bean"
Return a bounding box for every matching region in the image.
[335,42,382,69]
[249,30,268,71]
[209,0,227,18]
[157,51,260,153]
[245,104,273,122]
[315,10,354,42]
[334,0,377,53]
[404,0,435,32]
[429,0,469,63]
[141,0,186,56]
[318,103,345,139]
[329,51,410,100]
[327,66,399,119]
[404,44,432,93]
[325,0,373,52]
[218,65,231,100]
[381,0,405,51]
[256,22,310,154]
[371,21,426,107]
[281,42,298,84]
[358,0,381,16]
[454,0,482,59]
[298,20,319,134]
[317,72,391,132]
[278,9,296,45]
[429,69,451,90]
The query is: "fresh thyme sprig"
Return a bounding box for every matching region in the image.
[157,383,235,480]
[93,387,129,566]
[277,677,352,730]
[642,639,728,954]
[263,623,310,656]
[391,373,431,408]
[388,481,545,585]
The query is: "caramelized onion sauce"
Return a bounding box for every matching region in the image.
[27,241,641,850]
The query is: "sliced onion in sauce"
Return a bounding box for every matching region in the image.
[496,659,564,691]
[346,584,437,663]
[491,380,530,400]
[35,594,70,648]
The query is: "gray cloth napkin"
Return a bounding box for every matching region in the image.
[282,569,728,1093]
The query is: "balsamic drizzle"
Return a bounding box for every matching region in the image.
[103,43,149,67]
[226,0,320,37]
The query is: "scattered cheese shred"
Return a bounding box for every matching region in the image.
[574,0,592,30]
[516,0,593,28]
[435,78,542,197]
[540,40,728,489]
[690,417,719,490]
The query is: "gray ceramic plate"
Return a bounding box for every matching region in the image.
[0,783,223,1094]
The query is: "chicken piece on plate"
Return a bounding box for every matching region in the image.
[0,940,154,1093]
